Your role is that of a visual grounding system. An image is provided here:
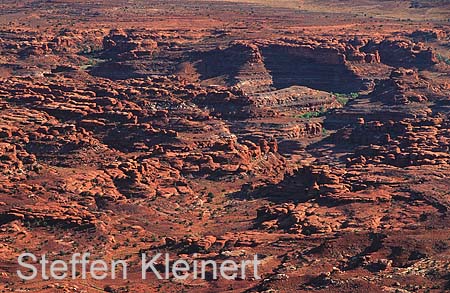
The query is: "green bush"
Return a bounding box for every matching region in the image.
[332,92,359,106]
[437,54,450,65]
[298,111,323,119]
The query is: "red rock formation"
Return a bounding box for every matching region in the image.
[0,2,449,292]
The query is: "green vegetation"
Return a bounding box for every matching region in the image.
[298,110,324,119]
[332,92,359,106]
[297,106,328,119]
[80,57,108,70]
[80,58,98,70]
[78,44,103,55]
[336,96,349,106]
[296,92,360,120]
[436,53,450,65]
[78,43,107,70]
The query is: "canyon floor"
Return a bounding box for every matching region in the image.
[0,0,450,292]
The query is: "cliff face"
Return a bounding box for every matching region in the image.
[193,41,273,93]
[361,38,438,69]
[190,37,376,94]
[261,44,364,93]
[188,36,439,95]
